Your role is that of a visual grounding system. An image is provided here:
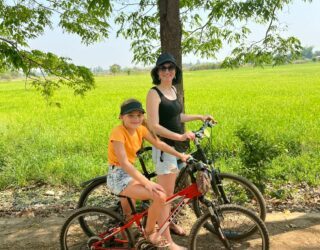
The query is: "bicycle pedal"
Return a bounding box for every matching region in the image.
[135,238,167,250]
[156,246,169,250]
[135,238,151,249]
[223,231,241,238]
[87,236,102,248]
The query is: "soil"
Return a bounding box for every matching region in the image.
[1,185,320,249]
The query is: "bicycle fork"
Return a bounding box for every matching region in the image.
[207,205,233,250]
[211,169,231,204]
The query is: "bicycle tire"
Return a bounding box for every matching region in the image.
[192,172,266,220]
[77,178,122,235]
[189,204,270,250]
[60,206,135,250]
[77,177,120,209]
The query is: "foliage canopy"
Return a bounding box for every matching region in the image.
[0,0,313,98]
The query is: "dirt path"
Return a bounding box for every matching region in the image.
[1,211,320,249]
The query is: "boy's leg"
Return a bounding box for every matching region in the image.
[121,181,166,234]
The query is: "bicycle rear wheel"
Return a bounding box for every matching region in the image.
[189,205,269,250]
[77,177,120,209]
[60,207,135,250]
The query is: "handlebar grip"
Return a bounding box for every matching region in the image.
[186,156,195,164]
[204,119,216,128]
[195,162,206,171]
[136,146,152,156]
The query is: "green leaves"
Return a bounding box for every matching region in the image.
[0,40,94,99]
[235,126,283,192]
[179,0,303,64]
[221,35,302,68]
[25,50,95,97]
[114,1,159,65]
[58,0,111,45]
[0,0,105,99]
[0,3,51,45]
[88,0,112,12]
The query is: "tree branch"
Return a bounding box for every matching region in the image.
[29,0,63,14]
[247,0,280,50]
[114,1,155,12]
[1,36,83,86]
[0,37,17,47]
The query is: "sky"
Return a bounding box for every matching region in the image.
[28,0,320,69]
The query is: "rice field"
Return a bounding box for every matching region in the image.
[0,62,319,189]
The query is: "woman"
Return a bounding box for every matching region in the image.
[146,53,213,250]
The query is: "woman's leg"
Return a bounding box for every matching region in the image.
[157,173,186,250]
[152,149,186,250]
[120,198,135,220]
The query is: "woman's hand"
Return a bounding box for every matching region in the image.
[200,114,218,123]
[179,154,192,162]
[201,114,214,122]
[180,131,195,141]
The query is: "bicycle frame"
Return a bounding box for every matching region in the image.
[90,182,206,249]
[189,125,231,205]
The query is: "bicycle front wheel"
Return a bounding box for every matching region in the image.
[60,207,135,250]
[189,205,270,250]
[193,172,266,221]
[77,178,122,236]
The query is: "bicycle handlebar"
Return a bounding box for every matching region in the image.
[136,146,152,156]
[193,120,217,139]
[186,156,208,171]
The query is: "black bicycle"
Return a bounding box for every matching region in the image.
[77,121,266,231]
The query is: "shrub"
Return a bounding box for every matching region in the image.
[0,142,6,171]
[235,126,282,192]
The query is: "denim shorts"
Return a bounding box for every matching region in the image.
[106,165,133,195]
[152,146,180,175]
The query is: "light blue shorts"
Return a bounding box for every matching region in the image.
[106,165,133,195]
[152,146,180,175]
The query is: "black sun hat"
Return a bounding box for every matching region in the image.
[151,53,182,85]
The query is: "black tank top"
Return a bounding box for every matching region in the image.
[151,87,182,145]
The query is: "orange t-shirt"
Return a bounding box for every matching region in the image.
[108,125,148,165]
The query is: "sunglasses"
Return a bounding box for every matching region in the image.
[158,64,176,72]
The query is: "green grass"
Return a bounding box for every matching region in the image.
[0,63,319,189]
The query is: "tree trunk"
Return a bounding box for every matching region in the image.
[158,0,184,111]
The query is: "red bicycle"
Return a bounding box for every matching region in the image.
[60,157,269,249]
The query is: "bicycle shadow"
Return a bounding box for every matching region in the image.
[265,212,320,249]
[265,212,320,236]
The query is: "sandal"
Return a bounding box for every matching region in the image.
[169,223,186,236]
[145,230,170,248]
